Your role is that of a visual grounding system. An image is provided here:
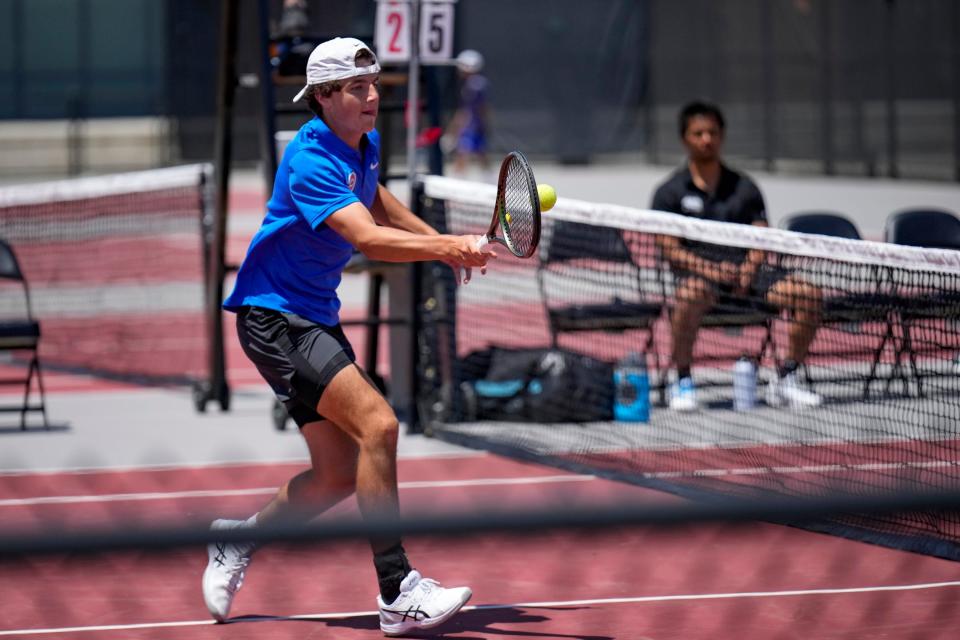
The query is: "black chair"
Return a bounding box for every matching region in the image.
[780,211,862,240]
[537,220,666,399]
[780,211,898,396]
[885,208,960,250]
[695,287,777,356]
[883,208,960,396]
[0,239,47,429]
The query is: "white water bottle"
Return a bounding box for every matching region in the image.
[733,355,757,411]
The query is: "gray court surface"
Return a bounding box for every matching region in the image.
[0,386,472,474]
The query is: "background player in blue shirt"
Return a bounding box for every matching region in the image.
[444,49,491,176]
[204,37,485,636]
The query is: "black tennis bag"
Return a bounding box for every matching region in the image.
[459,347,614,422]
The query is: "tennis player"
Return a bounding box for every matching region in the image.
[443,49,490,176]
[202,37,484,635]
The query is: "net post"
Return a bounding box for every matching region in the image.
[760,0,776,173]
[406,0,421,188]
[199,0,239,413]
[255,0,278,194]
[883,0,899,178]
[953,0,960,183]
[408,178,427,433]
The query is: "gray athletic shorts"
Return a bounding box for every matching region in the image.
[235,306,356,428]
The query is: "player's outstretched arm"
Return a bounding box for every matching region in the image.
[326,201,494,269]
[370,184,436,235]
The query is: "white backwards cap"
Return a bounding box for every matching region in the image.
[292,37,380,103]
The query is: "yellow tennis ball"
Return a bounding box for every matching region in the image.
[537,183,557,211]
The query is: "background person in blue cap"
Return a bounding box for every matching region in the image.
[203,36,483,636]
[443,49,491,177]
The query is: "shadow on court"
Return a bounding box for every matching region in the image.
[227,606,614,640]
[0,422,70,435]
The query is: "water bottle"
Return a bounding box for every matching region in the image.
[733,354,757,410]
[614,351,650,422]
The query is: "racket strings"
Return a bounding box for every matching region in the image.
[500,157,538,257]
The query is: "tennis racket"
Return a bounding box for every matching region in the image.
[477,151,542,258]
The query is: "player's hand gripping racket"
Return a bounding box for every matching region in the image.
[462,151,542,283]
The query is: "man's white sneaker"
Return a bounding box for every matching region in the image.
[377,570,472,636]
[668,376,698,411]
[766,371,822,409]
[202,519,257,622]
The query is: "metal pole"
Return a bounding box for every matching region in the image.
[406,0,421,188]
[256,0,278,193]
[760,0,775,173]
[12,0,24,118]
[200,0,239,413]
[884,0,898,178]
[953,0,960,182]
[644,0,657,165]
[819,1,834,176]
[70,0,92,176]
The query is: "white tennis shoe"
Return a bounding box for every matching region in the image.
[668,376,698,411]
[202,519,257,622]
[766,371,822,409]
[377,570,472,636]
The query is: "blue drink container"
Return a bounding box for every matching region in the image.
[613,352,650,422]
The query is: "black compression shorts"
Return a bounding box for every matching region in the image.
[235,306,356,428]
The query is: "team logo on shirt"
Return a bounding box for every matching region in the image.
[681,194,704,214]
[347,171,357,191]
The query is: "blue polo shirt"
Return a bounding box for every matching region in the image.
[223,117,380,325]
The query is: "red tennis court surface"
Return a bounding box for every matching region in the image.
[0,304,387,395]
[2,453,960,639]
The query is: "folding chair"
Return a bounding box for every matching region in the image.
[0,239,48,429]
[780,211,896,397]
[780,211,861,240]
[537,220,667,401]
[884,208,960,396]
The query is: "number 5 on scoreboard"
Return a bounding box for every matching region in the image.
[419,3,454,62]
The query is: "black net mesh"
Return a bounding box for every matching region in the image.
[0,165,213,385]
[416,175,960,560]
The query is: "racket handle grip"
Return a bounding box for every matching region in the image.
[476,235,491,252]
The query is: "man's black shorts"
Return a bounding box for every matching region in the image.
[235,306,356,428]
[674,262,791,302]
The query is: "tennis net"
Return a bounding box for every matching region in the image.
[0,165,213,385]
[413,175,960,560]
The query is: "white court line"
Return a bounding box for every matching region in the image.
[3,580,959,637]
[645,458,960,480]
[0,474,597,507]
[5,458,958,502]
[0,450,484,477]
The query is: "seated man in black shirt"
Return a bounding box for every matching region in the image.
[651,101,822,411]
